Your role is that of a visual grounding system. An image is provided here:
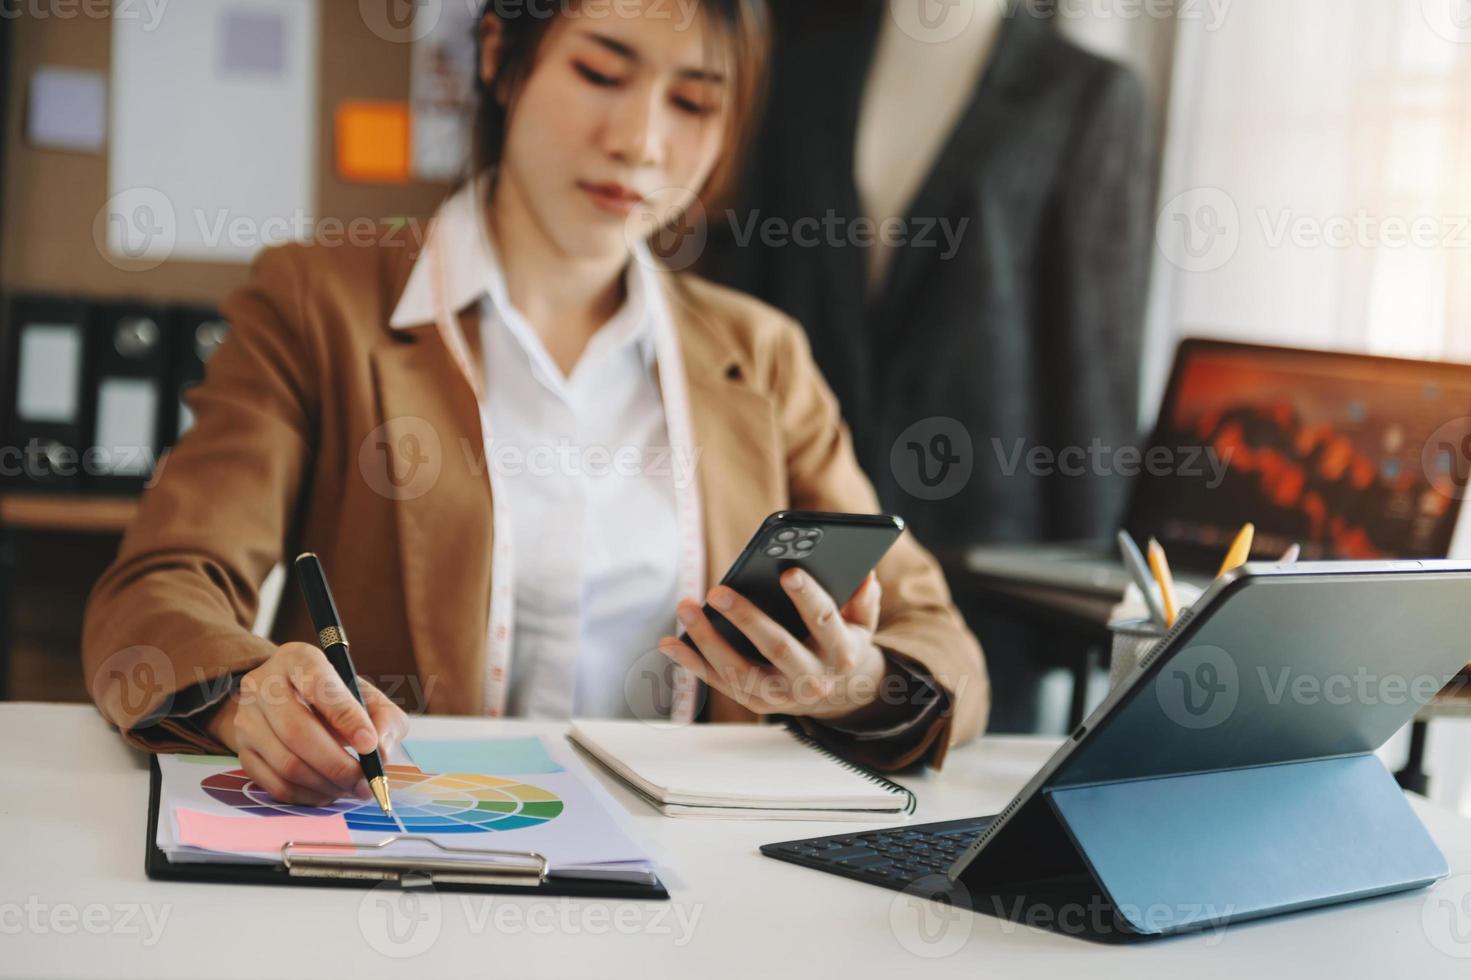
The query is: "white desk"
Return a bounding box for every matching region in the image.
[3,703,1470,979]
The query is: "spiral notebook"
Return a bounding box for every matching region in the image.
[567,721,914,821]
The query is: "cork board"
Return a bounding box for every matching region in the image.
[0,3,464,306]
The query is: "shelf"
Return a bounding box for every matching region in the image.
[0,494,140,534]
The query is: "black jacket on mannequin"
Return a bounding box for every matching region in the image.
[707,1,1154,556]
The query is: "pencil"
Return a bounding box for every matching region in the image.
[1216,523,1256,579]
[1117,530,1169,628]
[1147,537,1181,628]
[294,552,394,817]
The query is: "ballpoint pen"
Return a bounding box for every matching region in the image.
[1217,523,1256,579]
[1147,537,1181,628]
[1117,529,1169,628]
[294,552,394,817]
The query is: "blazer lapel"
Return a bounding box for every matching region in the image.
[873,7,1051,331]
[371,307,495,714]
[815,0,888,303]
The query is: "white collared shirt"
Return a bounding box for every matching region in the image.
[390,184,680,720]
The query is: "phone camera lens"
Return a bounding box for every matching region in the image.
[794,539,815,551]
[766,545,786,557]
[775,529,798,542]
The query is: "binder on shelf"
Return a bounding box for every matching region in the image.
[84,302,172,493]
[170,306,229,439]
[3,294,232,497]
[2,295,91,491]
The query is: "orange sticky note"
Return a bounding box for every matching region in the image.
[336,101,411,184]
[175,807,352,855]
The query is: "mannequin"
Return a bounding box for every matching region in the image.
[707,0,1153,731]
[855,1,1005,288]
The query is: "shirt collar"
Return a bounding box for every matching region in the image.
[390,178,658,370]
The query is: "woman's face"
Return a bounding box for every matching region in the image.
[492,2,730,261]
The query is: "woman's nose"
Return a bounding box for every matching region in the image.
[602,88,664,169]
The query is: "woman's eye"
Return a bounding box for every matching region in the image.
[574,62,623,88]
[672,92,719,117]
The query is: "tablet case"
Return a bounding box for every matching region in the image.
[145,756,669,900]
[957,751,1446,938]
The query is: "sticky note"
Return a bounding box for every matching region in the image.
[175,808,352,855]
[336,101,411,184]
[27,67,107,153]
[403,737,564,776]
[218,9,287,77]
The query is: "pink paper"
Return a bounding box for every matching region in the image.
[175,807,352,855]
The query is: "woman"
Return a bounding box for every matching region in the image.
[82,0,988,805]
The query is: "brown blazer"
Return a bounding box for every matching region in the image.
[81,238,989,770]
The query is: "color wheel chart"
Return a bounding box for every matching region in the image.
[200,763,564,833]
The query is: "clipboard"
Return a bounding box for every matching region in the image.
[145,756,670,899]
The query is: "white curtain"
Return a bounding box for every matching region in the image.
[1068,0,1471,416]
[1067,2,1471,814]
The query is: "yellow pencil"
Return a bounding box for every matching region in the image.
[1216,523,1256,579]
[1148,538,1181,628]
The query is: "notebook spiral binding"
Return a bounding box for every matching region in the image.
[785,724,918,815]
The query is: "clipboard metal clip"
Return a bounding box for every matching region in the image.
[281,836,549,889]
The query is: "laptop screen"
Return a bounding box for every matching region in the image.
[1125,339,1471,566]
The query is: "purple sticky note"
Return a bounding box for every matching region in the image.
[27,67,107,153]
[218,9,287,77]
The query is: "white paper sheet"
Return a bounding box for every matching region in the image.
[108,0,319,265]
[409,0,477,181]
[156,736,653,872]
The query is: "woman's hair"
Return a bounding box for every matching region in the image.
[473,0,769,212]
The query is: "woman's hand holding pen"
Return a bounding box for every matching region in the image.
[202,642,410,806]
[658,570,894,724]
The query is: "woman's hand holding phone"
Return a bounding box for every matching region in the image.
[201,642,411,806]
[658,569,892,723]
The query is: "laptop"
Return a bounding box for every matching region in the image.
[967,338,1471,596]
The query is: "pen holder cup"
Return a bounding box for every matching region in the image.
[1107,618,1167,690]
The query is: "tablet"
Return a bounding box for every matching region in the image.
[765,560,1471,939]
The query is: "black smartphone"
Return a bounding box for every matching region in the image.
[685,511,906,664]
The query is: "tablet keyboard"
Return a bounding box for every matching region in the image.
[760,815,994,890]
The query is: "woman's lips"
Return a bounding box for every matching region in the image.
[578,181,644,216]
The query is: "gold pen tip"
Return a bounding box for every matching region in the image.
[369,776,393,816]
